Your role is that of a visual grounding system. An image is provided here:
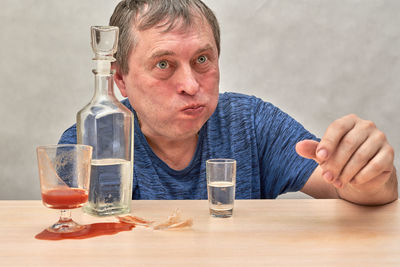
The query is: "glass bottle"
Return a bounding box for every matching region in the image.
[77,26,133,216]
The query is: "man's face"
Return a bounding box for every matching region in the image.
[116,18,220,141]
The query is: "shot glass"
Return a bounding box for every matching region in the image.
[206,159,236,218]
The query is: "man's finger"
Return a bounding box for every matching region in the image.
[336,128,384,186]
[351,144,394,186]
[316,114,357,163]
[295,140,319,161]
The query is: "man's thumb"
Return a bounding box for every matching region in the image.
[295,139,319,161]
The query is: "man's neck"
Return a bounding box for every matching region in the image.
[145,134,199,171]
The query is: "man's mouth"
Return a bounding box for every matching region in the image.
[181,104,205,116]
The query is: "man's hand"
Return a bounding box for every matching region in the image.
[296,114,398,205]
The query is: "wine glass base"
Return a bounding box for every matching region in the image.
[47,218,85,233]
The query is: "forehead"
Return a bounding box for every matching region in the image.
[132,16,217,54]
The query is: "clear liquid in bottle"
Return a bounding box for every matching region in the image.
[77,26,133,216]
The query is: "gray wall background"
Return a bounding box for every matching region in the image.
[1,0,399,200]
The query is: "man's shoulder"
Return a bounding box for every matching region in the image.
[209,92,269,129]
[58,124,77,144]
[218,92,274,107]
[216,92,275,115]
[218,92,258,103]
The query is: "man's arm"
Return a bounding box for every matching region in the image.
[297,114,398,205]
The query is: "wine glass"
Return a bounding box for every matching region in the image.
[36,144,92,233]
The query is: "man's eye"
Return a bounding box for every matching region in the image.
[157,60,169,69]
[197,55,207,64]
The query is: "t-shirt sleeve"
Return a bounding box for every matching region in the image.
[253,98,319,198]
[58,124,77,145]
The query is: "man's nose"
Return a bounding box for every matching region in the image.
[176,65,200,96]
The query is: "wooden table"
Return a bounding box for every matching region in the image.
[1,199,399,266]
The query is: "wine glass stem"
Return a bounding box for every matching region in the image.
[60,209,72,222]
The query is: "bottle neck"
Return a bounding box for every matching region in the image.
[92,70,117,101]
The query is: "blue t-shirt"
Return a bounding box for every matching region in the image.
[59,92,318,200]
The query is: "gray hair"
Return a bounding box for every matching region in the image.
[109,0,220,75]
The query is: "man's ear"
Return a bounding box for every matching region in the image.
[112,63,128,97]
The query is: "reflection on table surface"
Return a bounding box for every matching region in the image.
[0,199,399,266]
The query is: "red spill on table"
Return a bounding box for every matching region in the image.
[35,222,135,240]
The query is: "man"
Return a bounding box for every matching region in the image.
[59,0,397,204]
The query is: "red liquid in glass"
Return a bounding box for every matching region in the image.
[42,188,88,209]
[35,222,135,240]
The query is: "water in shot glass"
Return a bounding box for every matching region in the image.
[206,159,236,218]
